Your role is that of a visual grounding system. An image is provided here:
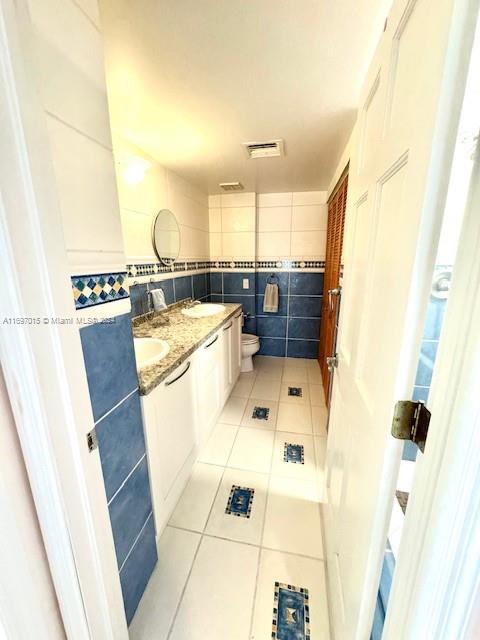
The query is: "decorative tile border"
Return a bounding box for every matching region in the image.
[252,406,270,421]
[284,443,305,464]
[272,582,310,640]
[127,260,324,279]
[225,485,254,518]
[288,386,303,397]
[72,273,129,309]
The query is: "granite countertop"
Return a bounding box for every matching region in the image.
[133,302,242,395]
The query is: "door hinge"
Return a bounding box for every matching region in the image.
[391,400,431,453]
[326,355,338,372]
[86,427,98,453]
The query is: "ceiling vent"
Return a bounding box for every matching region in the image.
[219,181,244,191]
[242,139,285,159]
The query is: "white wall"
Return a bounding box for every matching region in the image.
[114,139,209,264]
[0,369,65,640]
[27,0,126,275]
[208,192,256,261]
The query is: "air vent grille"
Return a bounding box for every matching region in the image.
[243,139,284,159]
[219,181,244,191]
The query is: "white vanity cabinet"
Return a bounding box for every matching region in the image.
[141,357,197,537]
[140,309,242,538]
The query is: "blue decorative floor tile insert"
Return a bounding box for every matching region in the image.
[284,443,305,464]
[272,582,310,640]
[253,406,270,421]
[288,386,303,397]
[72,272,129,309]
[225,485,254,518]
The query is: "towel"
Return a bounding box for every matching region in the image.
[150,288,167,312]
[263,283,279,313]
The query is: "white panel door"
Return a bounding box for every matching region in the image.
[324,0,458,638]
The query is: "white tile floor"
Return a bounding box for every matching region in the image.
[130,356,331,640]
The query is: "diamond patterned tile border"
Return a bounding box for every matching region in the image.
[71,273,129,309]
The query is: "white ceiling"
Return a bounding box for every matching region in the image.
[100,0,390,194]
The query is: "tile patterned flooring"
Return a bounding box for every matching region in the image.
[130,356,330,640]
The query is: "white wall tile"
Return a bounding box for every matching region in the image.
[209,208,221,232]
[221,207,255,232]
[291,230,326,257]
[257,192,293,207]
[220,192,256,207]
[120,209,155,262]
[291,204,328,231]
[222,232,255,258]
[46,116,125,260]
[209,233,222,258]
[29,0,111,148]
[292,191,328,205]
[208,194,221,208]
[257,232,291,258]
[257,206,292,232]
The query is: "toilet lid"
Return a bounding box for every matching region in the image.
[241,333,259,345]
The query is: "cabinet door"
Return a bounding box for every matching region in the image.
[196,332,222,445]
[220,321,233,402]
[231,310,242,383]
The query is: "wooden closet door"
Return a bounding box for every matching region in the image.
[318,171,348,405]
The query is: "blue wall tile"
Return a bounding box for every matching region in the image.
[256,294,288,316]
[174,275,193,301]
[96,392,146,502]
[257,316,287,338]
[256,271,289,295]
[210,294,223,303]
[289,272,324,296]
[223,272,254,294]
[109,457,153,569]
[288,317,321,340]
[150,279,174,306]
[415,340,439,387]
[289,295,322,318]
[258,337,286,357]
[209,272,222,294]
[193,273,207,300]
[243,316,257,335]
[423,298,446,341]
[119,515,157,625]
[223,294,255,316]
[287,339,318,359]
[80,313,139,422]
[412,385,429,403]
[130,283,148,317]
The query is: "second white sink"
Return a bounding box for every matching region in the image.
[181,303,225,318]
[133,338,170,369]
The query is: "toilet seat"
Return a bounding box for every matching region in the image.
[241,333,259,345]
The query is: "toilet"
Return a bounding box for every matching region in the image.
[241,333,260,372]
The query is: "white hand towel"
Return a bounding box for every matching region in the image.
[150,288,167,312]
[263,283,279,313]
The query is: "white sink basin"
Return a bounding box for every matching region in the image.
[133,338,170,369]
[181,303,225,318]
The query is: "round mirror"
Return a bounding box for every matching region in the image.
[152,209,180,265]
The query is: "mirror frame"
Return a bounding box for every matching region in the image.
[151,209,181,266]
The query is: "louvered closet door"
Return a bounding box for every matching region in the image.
[318,172,348,405]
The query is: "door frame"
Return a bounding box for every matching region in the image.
[0,2,127,638]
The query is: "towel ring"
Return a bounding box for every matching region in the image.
[267,273,279,285]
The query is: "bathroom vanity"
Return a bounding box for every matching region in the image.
[133,302,242,537]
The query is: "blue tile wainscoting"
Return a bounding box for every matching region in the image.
[129,271,210,318]
[256,271,323,358]
[208,270,257,334]
[79,312,157,624]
